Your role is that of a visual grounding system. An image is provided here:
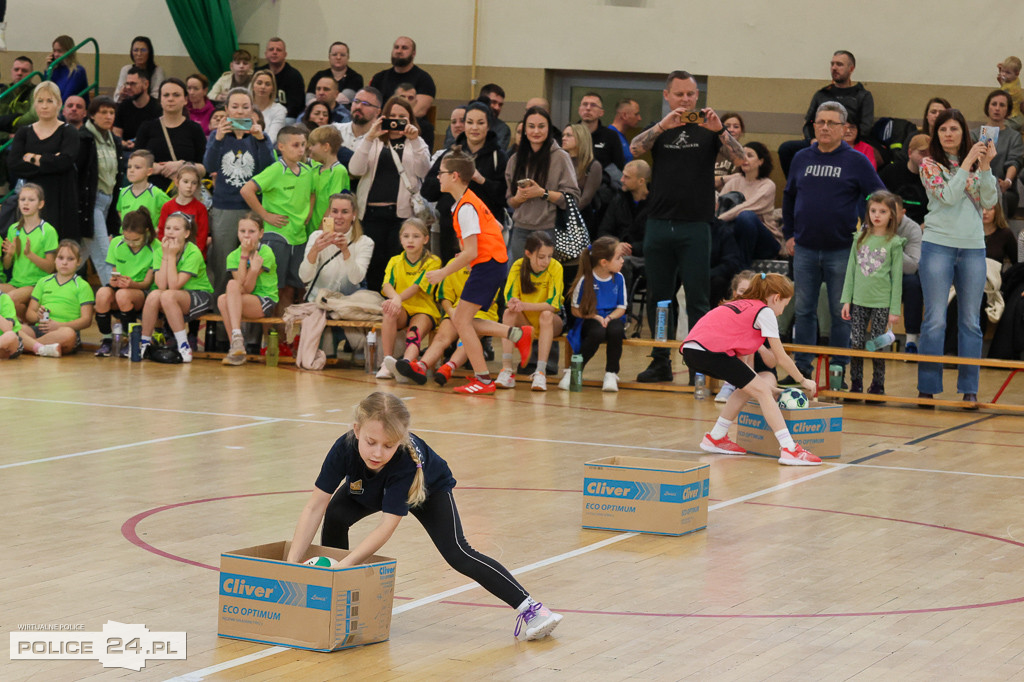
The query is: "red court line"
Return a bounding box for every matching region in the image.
[123,489,1024,619]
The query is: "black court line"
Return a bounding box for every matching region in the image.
[849,414,997,464]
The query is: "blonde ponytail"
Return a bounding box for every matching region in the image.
[353,392,427,508]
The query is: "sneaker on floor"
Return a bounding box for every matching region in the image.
[531,371,547,392]
[395,358,428,385]
[95,338,112,357]
[905,341,918,354]
[376,356,396,379]
[714,383,735,403]
[223,343,247,366]
[867,382,885,396]
[514,326,533,368]
[278,341,293,358]
[558,368,571,391]
[778,444,821,466]
[119,343,130,359]
[777,374,802,387]
[515,601,562,641]
[495,368,515,389]
[602,372,619,392]
[433,362,454,386]
[636,358,672,383]
[37,343,61,358]
[453,377,496,395]
[384,356,414,384]
[700,433,747,455]
[179,341,193,363]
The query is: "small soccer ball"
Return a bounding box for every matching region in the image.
[304,556,338,567]
[778,388,809,410]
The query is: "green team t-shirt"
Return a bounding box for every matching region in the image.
[226,243,279,302]
[0,291,21,333]
[116,184,171,225]
[106,236,160,286]
[155,241,213,292]
[31,274,95,323]
[9,220,59,288]
[251,159,314,246]
[310,161,351,236]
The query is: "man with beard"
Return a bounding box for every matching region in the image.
[112,66,161,150]
[334,86,383,174]
[369,36,436,119]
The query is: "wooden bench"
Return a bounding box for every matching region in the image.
[192,314,379,365]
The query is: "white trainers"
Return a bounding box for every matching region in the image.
[179,341,193,363]
[514,601,563,641]
[530,371,547,391]
[495,368,515,389]
[714,383,735,403]
[37,343,61,358]
[558,368,571,391]
[778,444,822,466]
[376,356,395,379]
[602,372,619,392]
[384,356,410,384]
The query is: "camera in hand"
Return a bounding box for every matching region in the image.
[681,111,705,124]
[382,117,407,131]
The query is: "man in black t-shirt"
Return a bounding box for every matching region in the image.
[112,67,161,149]
[628,70,746,382]
[256,37,306,119]
[369,36,436,119]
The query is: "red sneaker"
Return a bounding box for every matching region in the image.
[700,433,746,455]
[453,377,496,395]
[514,325,533,368]
[395,358,428,385]
[778,444,822,466]
[433,362,454,386]
[278,341,293,358]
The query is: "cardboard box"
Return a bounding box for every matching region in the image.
[734,400,843,459]
[582,456,709,536]
[218,541,396,652]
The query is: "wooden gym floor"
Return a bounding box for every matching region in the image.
[3,346,1024,681]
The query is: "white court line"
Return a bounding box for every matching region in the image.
[0,395,702,456]
[164,463,848,681]
[851,462,1024,481]
[1,420,279,470]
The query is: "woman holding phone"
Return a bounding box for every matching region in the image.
[202,88,275,298]
[348,95,430,292]
[505,106,581,262]
[971,89,1023,216]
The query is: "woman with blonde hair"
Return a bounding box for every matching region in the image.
[561,122,602,234]
[249,70,286,143]
[286,391,563,641]
[46,35,88,102]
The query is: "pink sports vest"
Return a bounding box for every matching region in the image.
[683,299,768,356]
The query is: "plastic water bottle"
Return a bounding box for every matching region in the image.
[129,323,142,362]
[266,329,279,367]
[828,363,843,390]
[204,320,217,352]
[570,354,583,392]
[365,331,376,373]
[865,330,896,351]
[655,300,670,341]
[694,373,709,400]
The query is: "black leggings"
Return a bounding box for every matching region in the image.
[579,317,626,372]
[321,487,529,609]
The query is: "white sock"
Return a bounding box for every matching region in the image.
[517,596,538,612]
[710,417,732,440]
[776,429,796,450]
[174,330,188,347]
[906,333,918,343]
[141,335,152,345]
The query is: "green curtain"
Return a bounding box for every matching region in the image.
[165,0,238,83]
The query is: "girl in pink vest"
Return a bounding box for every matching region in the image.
[681,273,821,466]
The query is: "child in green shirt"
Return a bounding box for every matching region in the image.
[840,191,906,396]
[217,212,279,365]
[0,291,21,359]
[307,124,351,234]
[1,183,58,319]
[20,240,95,357]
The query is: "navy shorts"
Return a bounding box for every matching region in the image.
[184,290,214,321]
[459,258,507,308]
[262,232,305,290]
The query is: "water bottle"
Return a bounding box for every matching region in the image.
[694,373,709,400]
[129,323,142,362]
[266,329,279,367]
[865,329,896,352]
[828,363,843,391]
[570,354,583,392]
[204,320,217,352]
[655,300,670,341]
[365,330,377,373]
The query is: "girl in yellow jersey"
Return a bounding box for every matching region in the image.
[376,218,442,381]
